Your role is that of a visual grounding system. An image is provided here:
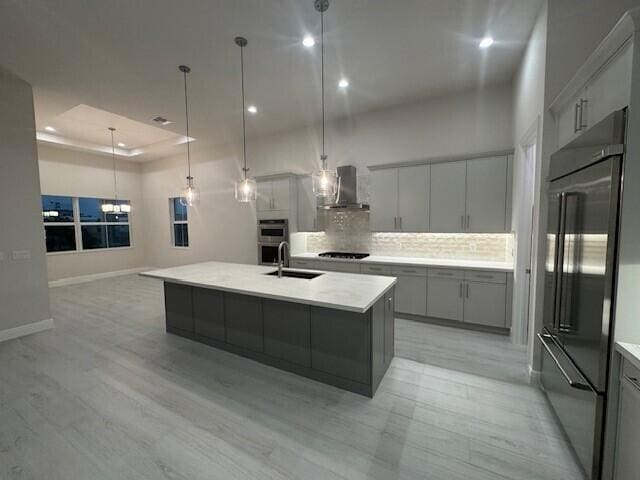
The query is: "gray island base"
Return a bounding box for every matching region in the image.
[163,282,395,397]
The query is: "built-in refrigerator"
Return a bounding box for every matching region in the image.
[539,109,626,480]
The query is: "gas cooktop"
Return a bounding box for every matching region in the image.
[318,251,370,260]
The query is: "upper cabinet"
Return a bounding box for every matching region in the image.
[551,39,633,150]
[429,161,466,232]
[257,177,293,213]
[296,175,320,232]
[370,165,429,232]
[370,155,510,233]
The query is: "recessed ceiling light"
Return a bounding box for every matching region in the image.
[338,78,349,89]
[302,35,315,48]
[44,126,56,132]
[479,37,494,49]
[151,116,172,126]
[117,142,126,147]
[247,105,258,114]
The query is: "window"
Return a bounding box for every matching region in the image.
[41,195,131,253]
[42,195,77,252]
[170,197,189,247]
[79,197,131,250]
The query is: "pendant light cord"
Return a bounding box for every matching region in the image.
[182,69,192,181]
[320,8,326,168]
[240,44,248,178]
[109,128,118,202]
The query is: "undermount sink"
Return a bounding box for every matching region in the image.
[266,269,323,279]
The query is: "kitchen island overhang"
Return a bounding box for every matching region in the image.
[142,262,396,397]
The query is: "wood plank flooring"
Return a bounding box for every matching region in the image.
[0,274,584,479]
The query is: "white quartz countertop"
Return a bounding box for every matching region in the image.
[291,253,514,272]
[141,261,396,313]
[616,342,640,372]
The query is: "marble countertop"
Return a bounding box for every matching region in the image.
[291,253,514,272]
[616,342,640,372]
[141,261,396,314]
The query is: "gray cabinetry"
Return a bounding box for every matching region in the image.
[463,281,506,328]
[314,259,361,273]
[263,299,311,367]
[384,288,395,366]
[296,176,319,232]
[615,360,640,480]
[427,277,464,321]
[370,168,398,231]
[164,283,193,333]
[310,306,371,385]
[225,292,263,352]
[429,161,467,232]
[193,288,225,341]
[392,266,427,316]
[465,156,508,232]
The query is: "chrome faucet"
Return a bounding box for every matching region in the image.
[277,241,289,278]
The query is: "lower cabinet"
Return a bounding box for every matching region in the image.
[392,267,427,316]
[463,281,506,328]
[314,260,361,273]
[225,292,263,352]
[310,306,371,384]
[427,277,464,321]
[615,360,640,480]
[193,288,225,341]
[164,283,193,332]
[263,299,311,367]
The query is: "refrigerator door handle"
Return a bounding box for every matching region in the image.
[538,333,592,391]
[553,192,568,331]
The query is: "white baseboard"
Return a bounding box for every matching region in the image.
[49,267,153,287]
[0,318,54,343]
[528,366,541,386]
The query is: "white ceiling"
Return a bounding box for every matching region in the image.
[0,0,542,161]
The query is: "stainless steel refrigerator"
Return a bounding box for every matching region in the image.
[539,109,625,480]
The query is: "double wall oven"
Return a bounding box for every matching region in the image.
[257,219,288,266]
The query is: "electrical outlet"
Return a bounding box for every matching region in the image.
[12,250,31,260]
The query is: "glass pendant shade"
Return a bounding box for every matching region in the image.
[180,177,200,207]
[101,203,114,213]
[120,204,131,213]
[235,177,257,203]
[312,167,338,198]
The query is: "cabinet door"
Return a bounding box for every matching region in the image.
[164,283,193,333]
[310,306,371,384]
[557,90,586,148]
[271,178,290,211]
[394,274,427,316]
[586,42,632,131]
[465,156,508,232]
[314,260,360,273]
[463,282,506,327]
[427,278,463,321]
[193,288,225,341]
[224,292,263,352]
[398,165,429,232]
[256,181,272,212]
[297,176,318,231]
[615,373,640,480]
[384,288,395,366]
[429,161,466,232]
[263,299,311,367]
[370,169,398,232]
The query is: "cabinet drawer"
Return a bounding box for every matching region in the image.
[315,260,361,273]
[428,267,464,280]
[392,266,427,277]
[290,259,317,269]
[622,358,640,384]
[361,264,393,275]
[465,270,506,284]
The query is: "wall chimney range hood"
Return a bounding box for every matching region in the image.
[319,165,369,211]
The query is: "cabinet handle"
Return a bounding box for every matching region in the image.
[369,267,382,271]
[574,103,580,133]
[459,282,463,298]
[393,216,397,229]
[466,283,470,298]
[437,272,454,276]
[399,217,402,230]
[466,215,470,230]
[475,274,494,279]
[579,99,588,131]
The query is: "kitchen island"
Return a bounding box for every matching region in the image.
[142,261,396,397]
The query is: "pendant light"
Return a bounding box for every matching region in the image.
[234,36,257,203]
[311,0,338,198]
[178,65,200,207]
[101,127,131,214]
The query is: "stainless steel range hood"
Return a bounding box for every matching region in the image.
[319,165,369,210]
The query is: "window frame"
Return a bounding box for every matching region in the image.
[43,196,134,255]
[170,197,189,248]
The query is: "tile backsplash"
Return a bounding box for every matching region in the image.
[293,210,513,262]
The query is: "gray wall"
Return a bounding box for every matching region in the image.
[0,67,50,332]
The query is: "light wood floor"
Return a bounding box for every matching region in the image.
[0,274,584,480]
